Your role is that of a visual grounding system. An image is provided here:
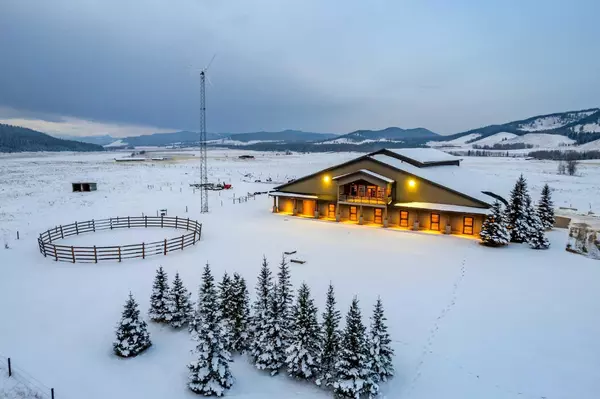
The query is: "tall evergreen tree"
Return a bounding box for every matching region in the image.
[527,212,550,250]
[277,254,294,347]
[333,297,377,398]
[188,264,233,396]
[285,283,321,380]
[316,282,341,387]
[218,272,236,350]
[166,272,194,328]
[148,266,170,323]
[250,256,273,358]
[113,293,152,358]
[368,298,394,383]
[230,273,251,353]
[253,283,285,375]
[537,184,555,230]
[480,200,510,247]
[507,174,531,243]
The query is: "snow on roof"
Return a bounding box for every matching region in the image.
[384,148,460,164]
[394,202,490,215]
[370,154,494,205]
[269,192,318,199]
[332,169,395,183]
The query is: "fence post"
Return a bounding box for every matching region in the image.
[51,388,54,399]
[71,246,75,263]
[110,218,113,230]
[94,246,97,263]
[186,218,190,230]
[54,245,58,261]
[175,216,178,229]
[60,225,64,239]
[142,243,145,259]
[161,215,164,228]
[186,205,188,213]
[118,247,122,262]
[128,216,130,228]
[163,239,167,255]
[181,235,184,250]
[145,216,147,228]
[16,231,19,240]
[48,229,52,243]
[75,221,79,235]
[92,219,95,232]
[7,357,11,377]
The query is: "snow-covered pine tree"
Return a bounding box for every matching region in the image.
[507,174,532,243]
[537,183,555,230]
[230,272,250,353]
[254,283,285,375]
[527,211,550,250]
[479,200,510,247]
[166,272,194,329]
[250,256,273,358]
[218,272,236,350]
[285,282,321,380]
[113,293,152,358]
[316,282,341,387]
[148,266,170,323]
[333,297,377,399]
[188,263,233,396]
[368,298,394,383]
[277,254,294,347]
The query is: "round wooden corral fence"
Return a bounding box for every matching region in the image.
[37,216,202,263]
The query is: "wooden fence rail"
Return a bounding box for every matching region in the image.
[38,216,202,263]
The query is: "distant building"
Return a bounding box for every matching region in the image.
[270,148,503,237]
[72,182,97,192]
[239,155,255,159]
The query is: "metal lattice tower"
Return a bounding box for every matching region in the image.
[199,70,209,213]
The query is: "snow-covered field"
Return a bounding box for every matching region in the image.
[1,149,600,399]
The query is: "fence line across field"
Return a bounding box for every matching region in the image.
[0,354,54,398]
[37,216,202,263]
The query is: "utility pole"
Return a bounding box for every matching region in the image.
[199,70,208,213]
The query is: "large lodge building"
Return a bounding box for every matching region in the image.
[270,148,505,237]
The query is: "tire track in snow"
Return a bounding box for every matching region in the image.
[403,258,467,398]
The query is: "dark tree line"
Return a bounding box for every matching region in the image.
[528,150,600,161]
[473,142,534,150]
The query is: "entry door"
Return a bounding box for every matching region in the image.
[430,213,440,230]
[463,216,474,234]
[350,206,358,221]
[374,208,383,224]
[297,200,304,214]
[328,204,335,218]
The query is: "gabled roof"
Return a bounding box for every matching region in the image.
[273,148,498,207]
[332,169,395,183]
[372,148,461,167]
[369,154,493,205]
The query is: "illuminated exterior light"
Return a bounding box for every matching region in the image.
[408,179,416,188]
[323,175,331,183]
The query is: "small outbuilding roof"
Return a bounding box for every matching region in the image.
[332,169,395,183]
[382,148,461,165]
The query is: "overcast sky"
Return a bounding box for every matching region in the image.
[1,0,599,137]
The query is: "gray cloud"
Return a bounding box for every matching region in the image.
[1,0,599,136]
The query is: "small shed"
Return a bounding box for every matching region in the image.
[72,182,97,192]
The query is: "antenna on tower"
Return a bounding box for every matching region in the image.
[198,54,216,213]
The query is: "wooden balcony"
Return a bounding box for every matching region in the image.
[339,194,391,205]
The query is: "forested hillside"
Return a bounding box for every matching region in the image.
[0,124,103,152]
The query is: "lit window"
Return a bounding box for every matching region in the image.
[400,211,409,227]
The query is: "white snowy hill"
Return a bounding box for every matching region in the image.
[499,133,575,147]
[468,132,517,146]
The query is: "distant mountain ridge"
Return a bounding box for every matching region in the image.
[0,124,103,153]
[318,127,438,145]
[435,108,600,146]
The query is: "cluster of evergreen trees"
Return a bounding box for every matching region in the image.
[113,259,395,397]
[480,177,554,249]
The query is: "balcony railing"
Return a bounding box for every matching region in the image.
[339,195,391,205]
